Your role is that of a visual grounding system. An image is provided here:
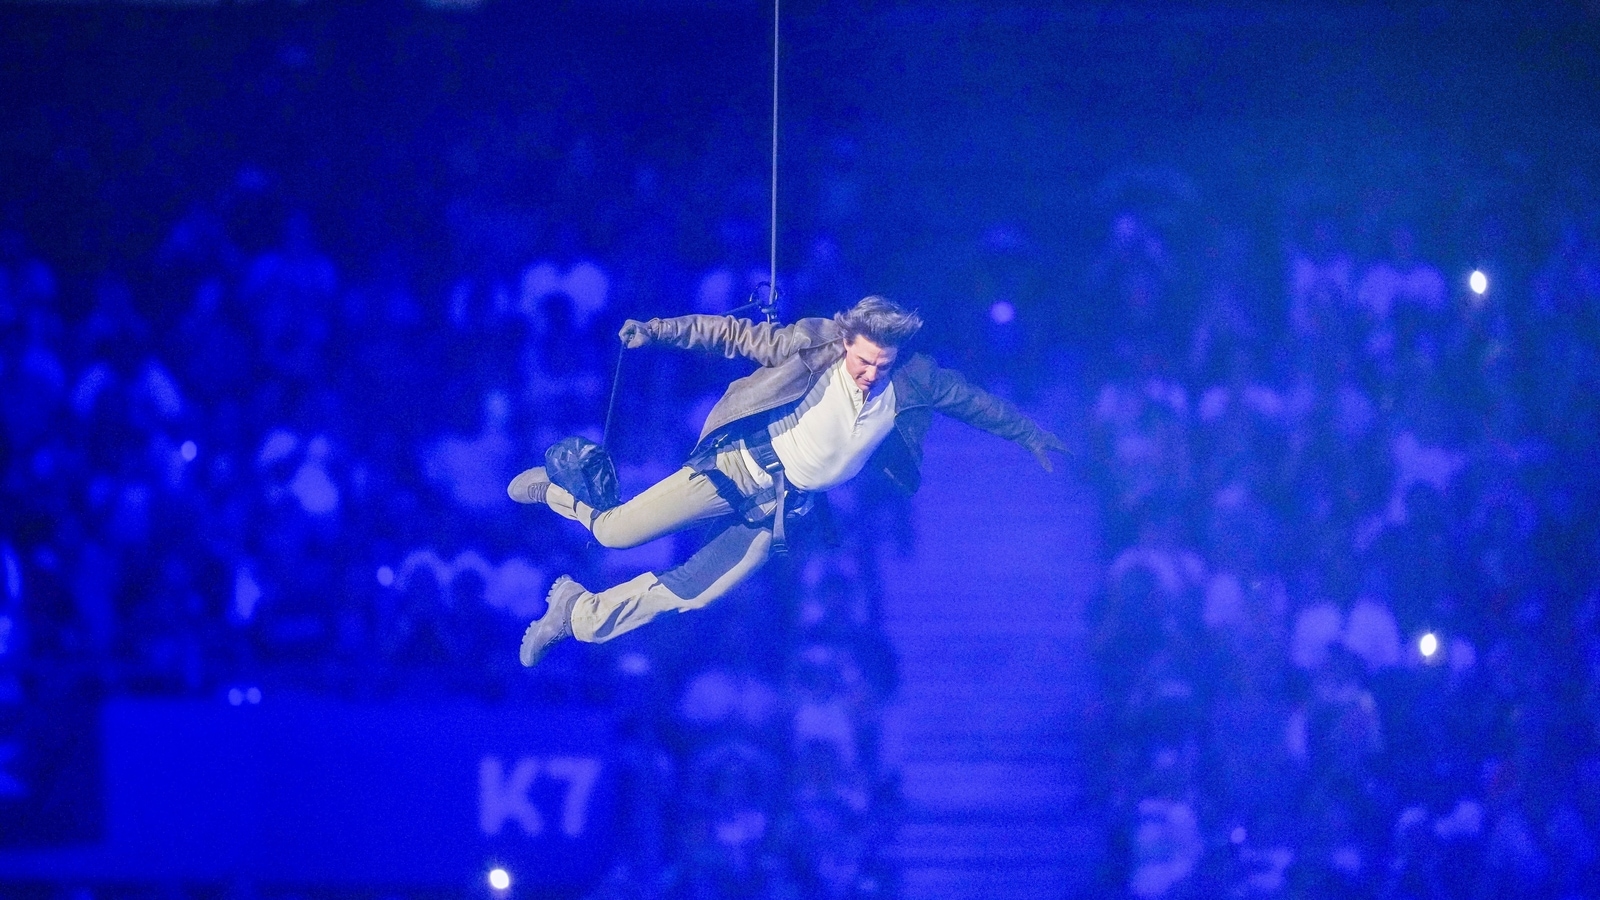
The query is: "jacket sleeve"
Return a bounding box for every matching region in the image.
[644,315,830,368]
[913,357,1058,451]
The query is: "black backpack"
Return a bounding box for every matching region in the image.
[544,435,621,511]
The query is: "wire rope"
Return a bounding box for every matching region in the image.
[605,0,784,448]
[768,0,780,299]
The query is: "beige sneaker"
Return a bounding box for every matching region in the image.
[519,576,582,667]
[507,466,551,504]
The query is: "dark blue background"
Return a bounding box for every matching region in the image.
[2,2,1598,899]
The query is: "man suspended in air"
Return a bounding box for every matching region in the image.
[509,295,1066,666]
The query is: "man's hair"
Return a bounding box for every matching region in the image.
[834,295,923,347]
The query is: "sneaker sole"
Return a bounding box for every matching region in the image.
[519,576,580,667]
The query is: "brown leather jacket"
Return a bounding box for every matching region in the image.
[641,313,1058,494]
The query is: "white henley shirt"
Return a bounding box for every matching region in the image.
[739,357,897,492]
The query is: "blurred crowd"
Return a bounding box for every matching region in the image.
[1,132,900,898]
[7,162,1599,898]
[1071,184,1600,898]
[7,154,1600,898]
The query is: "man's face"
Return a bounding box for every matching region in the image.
[842,335,897,395]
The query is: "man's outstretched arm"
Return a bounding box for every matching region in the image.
[617,315,829,367]
[910,357,1068,471]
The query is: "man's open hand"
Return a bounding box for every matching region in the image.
[1030,431,1069,472]
[618,319,653,349]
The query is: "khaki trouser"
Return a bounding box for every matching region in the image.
[543,444,776,643]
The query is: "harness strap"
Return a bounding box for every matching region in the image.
[742,426,791,556]
[689,426,808,556]
[770,469,789,555]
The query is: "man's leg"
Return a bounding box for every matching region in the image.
[544,464,735,549]
[517,445,773,664]
[568,520,774,643]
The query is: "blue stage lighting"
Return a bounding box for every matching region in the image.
[488,867,511,891]
[1469,270,1488,295]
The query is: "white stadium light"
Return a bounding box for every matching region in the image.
[1469,270,1488,295]
[1419,632,1439,659]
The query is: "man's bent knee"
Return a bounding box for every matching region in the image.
[590,517,646,550]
